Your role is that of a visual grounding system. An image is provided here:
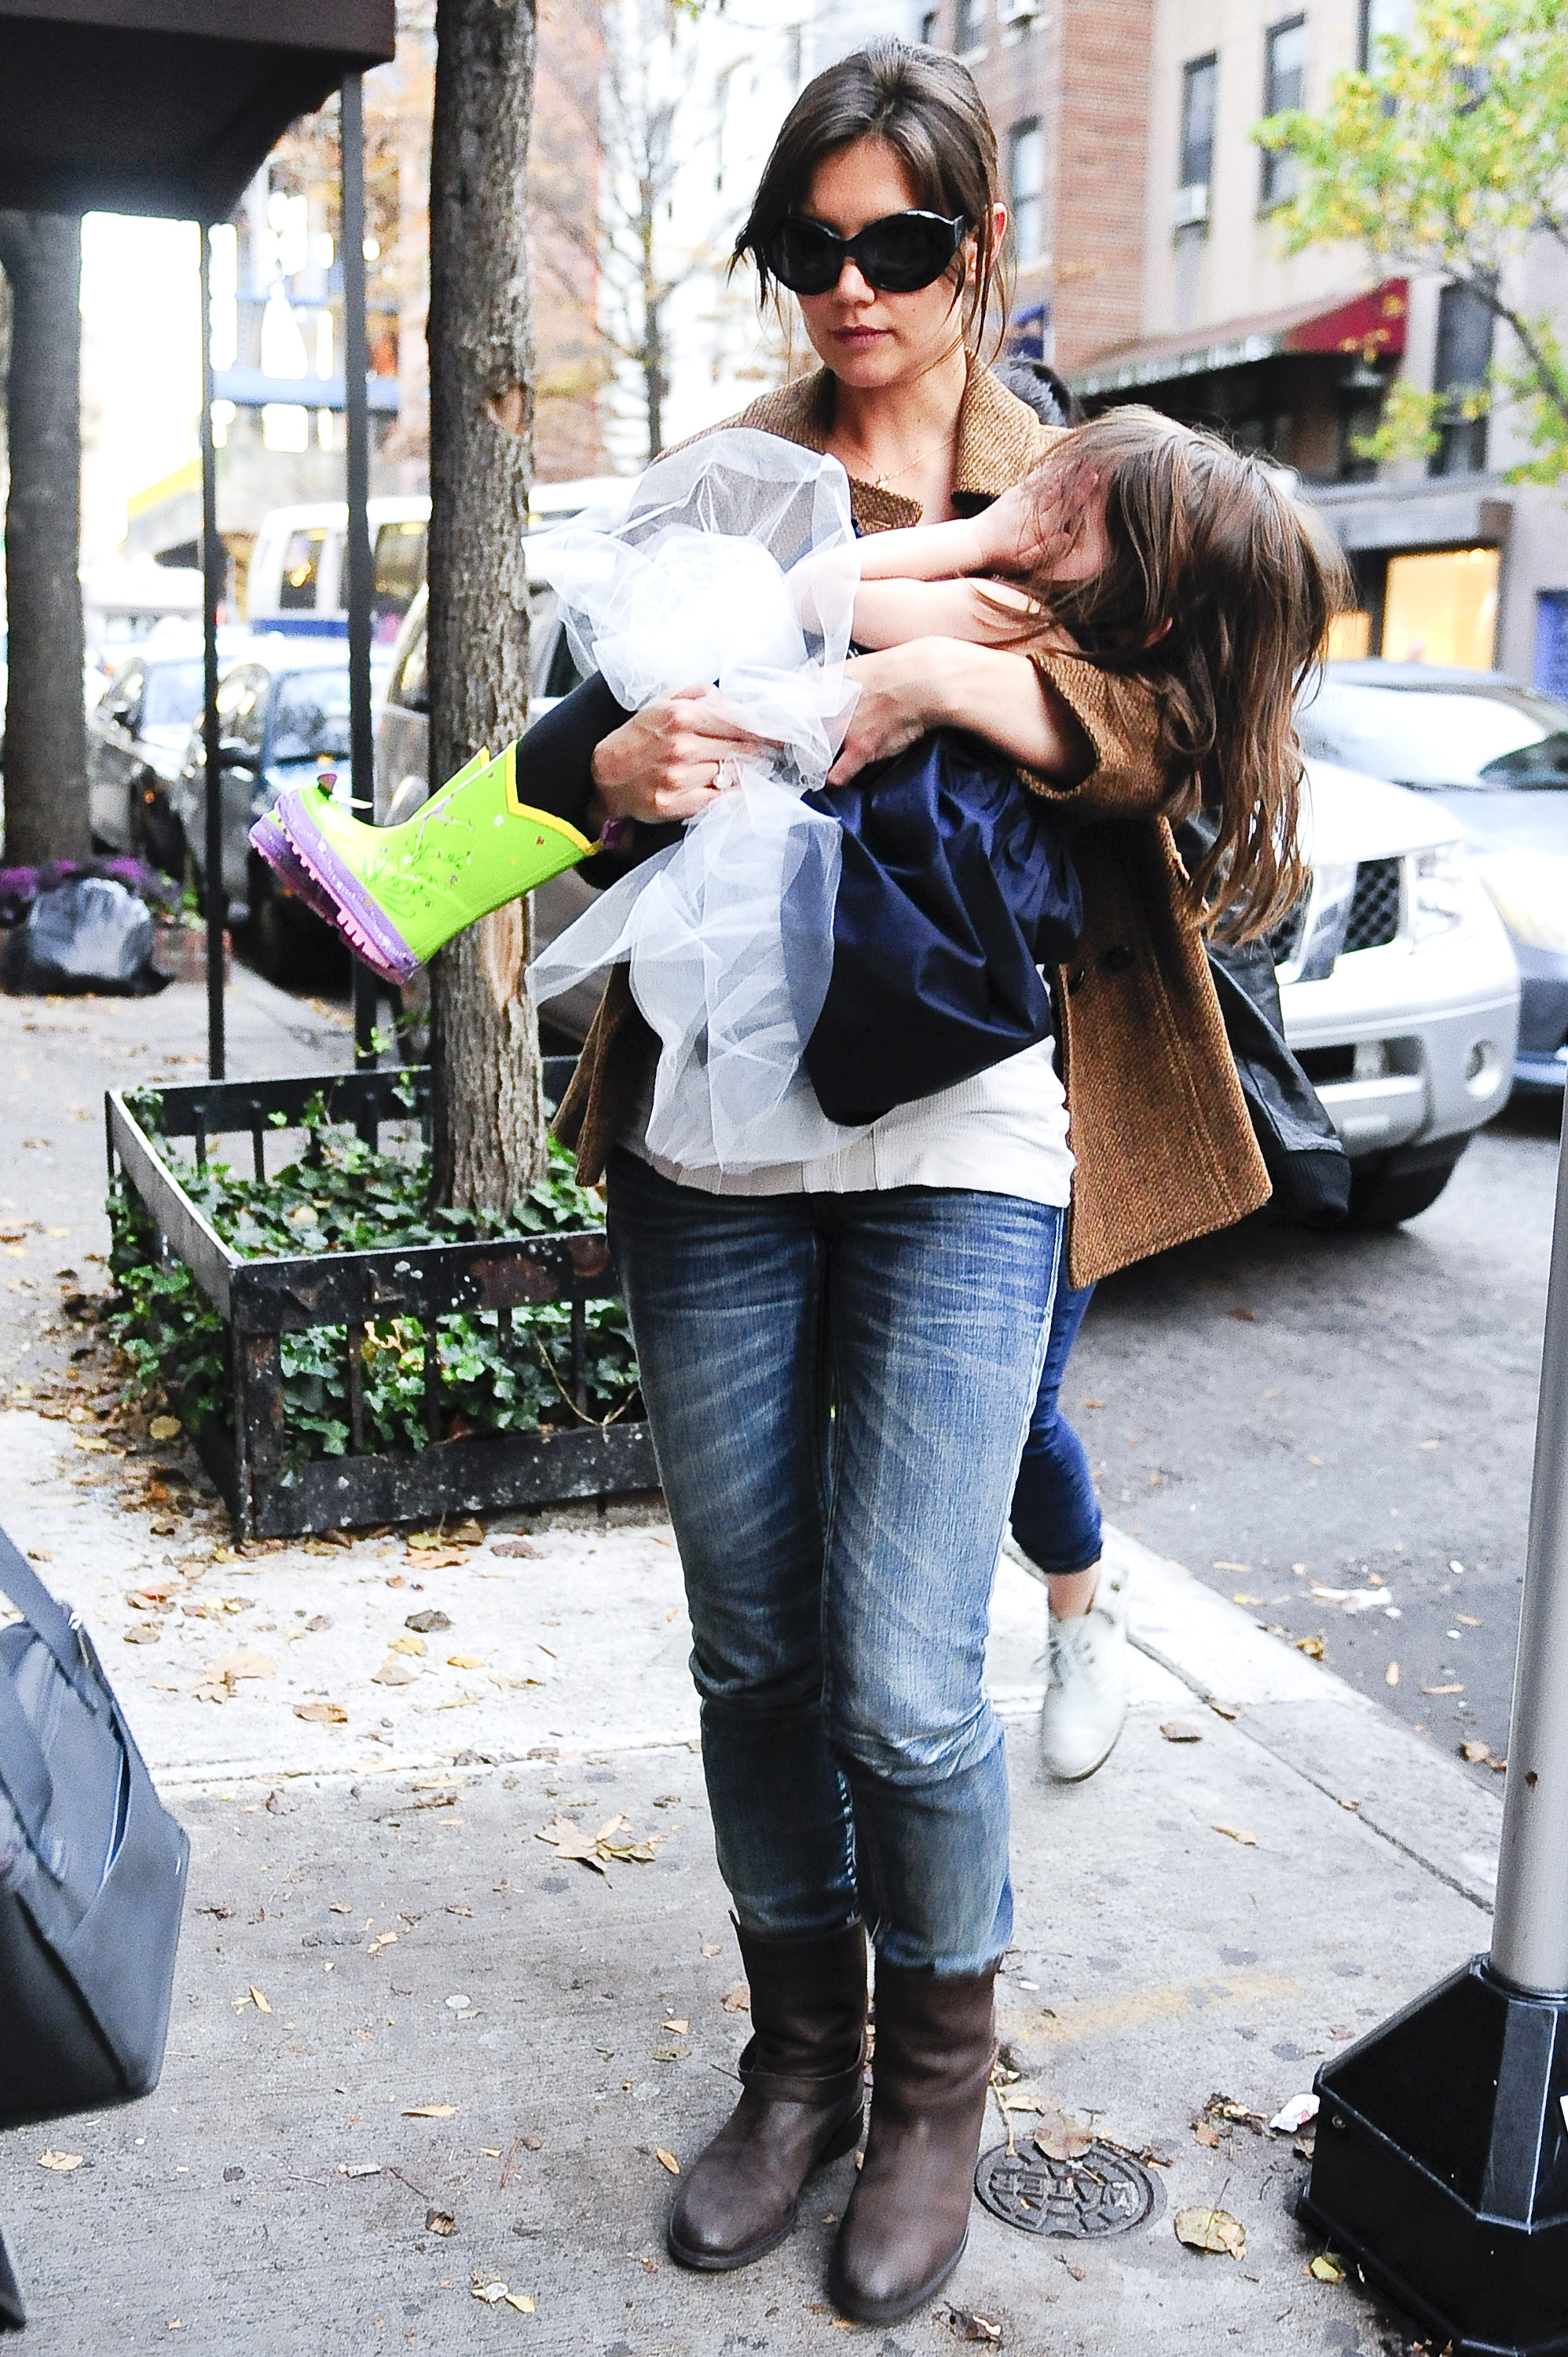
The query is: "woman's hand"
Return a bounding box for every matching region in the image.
[827,644,945,785]
[588,687,771,826]
[826,638,1094,788]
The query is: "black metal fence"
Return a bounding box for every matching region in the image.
[105,1061,658,1540]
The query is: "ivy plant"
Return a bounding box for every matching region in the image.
[108,1089,639,1466]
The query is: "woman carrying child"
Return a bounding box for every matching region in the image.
[551,40,1344,2326]
[263,36,1344,2325]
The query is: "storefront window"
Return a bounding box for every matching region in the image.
[1325,610,1372,662]
[1379,547,1499,669]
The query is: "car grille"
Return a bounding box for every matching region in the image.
[1267,897,1308,966]
[1343,856,1401,953]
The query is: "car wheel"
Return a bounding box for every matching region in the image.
[1344,1152,1463,1230]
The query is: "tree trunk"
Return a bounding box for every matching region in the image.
[0,211,86,869]
[427,0,544,1211]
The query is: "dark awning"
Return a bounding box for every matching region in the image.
[1070,279,1409,401]
[0,0,395,219]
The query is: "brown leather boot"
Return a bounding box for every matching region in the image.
[667,1920,868,2271]
[827,1959,997,2323]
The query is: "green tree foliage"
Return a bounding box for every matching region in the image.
[1256,0,1568,481]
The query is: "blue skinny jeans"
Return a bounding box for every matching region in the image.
[606,1148,1062,1974]
[1009,1279,1103,1578]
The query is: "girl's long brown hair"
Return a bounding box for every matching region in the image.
[1027,407,1351,941]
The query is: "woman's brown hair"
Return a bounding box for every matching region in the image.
[1027,408,1352,941]
[733,40,1011,359]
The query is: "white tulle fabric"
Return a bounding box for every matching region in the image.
[526,430,872,1174]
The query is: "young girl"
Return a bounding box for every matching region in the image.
[258,405,1343,1169]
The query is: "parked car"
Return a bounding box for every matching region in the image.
[379,587,1518,1224]
[87,641,207,869]
[1278,759,1518,1223]
[1299,660,1568,1090]
[169,646,353,975]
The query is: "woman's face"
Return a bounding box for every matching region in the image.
[792,136,996,392]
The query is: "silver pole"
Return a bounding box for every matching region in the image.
[1491,1091,1568,1995]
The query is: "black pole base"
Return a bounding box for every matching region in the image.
[0,2222,25,2330]
[1301,1956,1568,2356]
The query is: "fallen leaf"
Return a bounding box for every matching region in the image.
[699,1941,723,1959]
[148,1415,181,1442]
[403,2105,459,2119]
[654,2149,680,2175]
[1160,1721,1203,1743]
[948,2313,1003,2344]
[1307,1454,1324,1468]
[330,1902,353,1914]
[1209,1700,1240,1721]
[721,1984,750,2012]
[248,1986,272,2014]
[427,2209,455,2236]
[1385,1662,1400,1687]
[1461,1740,1492,1764]
[405,1610,452,1634]
[1423,1683,1464,1695]
[661,2017,690,2035]
[38,2150,84,2172]
[1309,2253,1346,2282]
[123,1623,161,1644]
[295,1702,349,1725]
[372,1659,420,1687]
[341,2162,381,2179]
[1233,1593,1262,1606]
[1228,1307,1256,1322]
[1034,2106,1093,2161]
[213,1651,276,1682]
[1194,2121,1221,2149]
[1212,1560,1251,1573]
[504,2293,536,2315]
[1174,2205,1246,2260]
[265,1790,299,1816]
[537,1816,606,1872]
[448,1654,485,1669]
[1212,1824,1257,1846]
[450,1519,485,1545]
[471,2278,508,2305]
[489,1537,537,1559]
[308,1614,332,1632]
[1456,1614,1482,1628]
[390,1633,427,1657]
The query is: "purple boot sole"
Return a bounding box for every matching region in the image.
[266,792,421,988]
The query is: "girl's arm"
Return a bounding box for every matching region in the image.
[852,460,1092,584]
[826,639,1097,788]
[852,576,1039,650]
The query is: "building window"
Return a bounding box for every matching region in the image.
[1381,548,1499,669]
[920,8,940,44]
[1432,277,1493,477]
[1357,0,1409,70]
[1179,55,1218,196]
[954,0,985,55]
[1261,17,1308,209]
[1009,119,1046,264]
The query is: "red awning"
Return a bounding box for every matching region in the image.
[1072,279,1409,399]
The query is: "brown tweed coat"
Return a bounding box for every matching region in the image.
[554,360,1269,1286]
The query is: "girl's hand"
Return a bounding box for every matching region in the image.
[588,687,771,824]
[971,463,1099,580]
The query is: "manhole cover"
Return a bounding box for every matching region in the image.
[974,2137,1164,2239]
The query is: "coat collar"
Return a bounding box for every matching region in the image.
[731,356,1063,530]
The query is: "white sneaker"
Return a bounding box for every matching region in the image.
[1039,1559,1130,1783]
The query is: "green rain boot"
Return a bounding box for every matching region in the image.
[259,742,594,985]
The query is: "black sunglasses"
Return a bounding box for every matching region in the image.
[762,209,969,297]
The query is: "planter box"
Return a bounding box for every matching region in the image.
[106,1061,659,1540]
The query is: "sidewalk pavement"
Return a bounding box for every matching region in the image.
[0,978,1506,2354]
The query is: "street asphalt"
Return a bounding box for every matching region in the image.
[0,972,1535,2352]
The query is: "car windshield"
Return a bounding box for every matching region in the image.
[271,671,352,762]
[1301,677,1568,790]
[141,661,204,731]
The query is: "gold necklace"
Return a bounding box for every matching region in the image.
[840,426,957,493]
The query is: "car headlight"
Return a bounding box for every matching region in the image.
[1474,849,1568,955]
[1410,841,1471,943]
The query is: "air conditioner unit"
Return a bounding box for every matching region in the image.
[998,0,1041,26]
[1172,181,1210,229]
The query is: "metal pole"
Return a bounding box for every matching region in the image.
[341,70,378,1072]
[1490,1089,1568,1996]
[199,222,226,1080]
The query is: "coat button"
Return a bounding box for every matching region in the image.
[1066,966,1086,994]
[1100,944,1134,974]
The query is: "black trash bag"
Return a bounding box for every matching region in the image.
[0,878,168,997]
